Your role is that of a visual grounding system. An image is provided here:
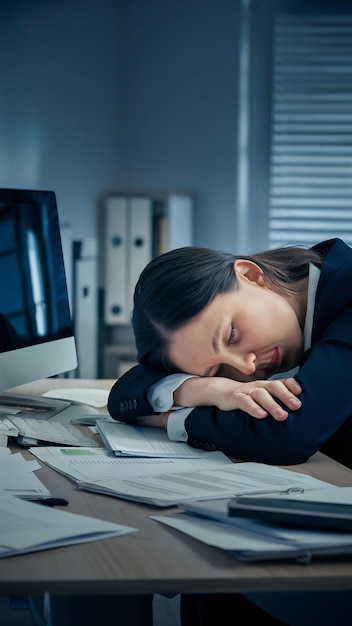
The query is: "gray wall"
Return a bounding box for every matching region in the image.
[0,0,241,251]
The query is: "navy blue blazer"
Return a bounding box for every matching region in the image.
[108,238,352,468]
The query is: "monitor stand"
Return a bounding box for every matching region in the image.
[43,402,101,426]
[0,392,101,425]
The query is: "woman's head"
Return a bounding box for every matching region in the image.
[132,247,238,370]
[132,245,322,379]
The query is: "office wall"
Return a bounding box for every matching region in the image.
[118,0,241,250]
[0,0,122,242]
[0,0,241,251]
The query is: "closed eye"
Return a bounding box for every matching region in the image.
[228,324,237,345]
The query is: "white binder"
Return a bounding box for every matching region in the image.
[104,196,129,324]
[74,239,98,378]
[104,196,152,325]
[128,197,153,318]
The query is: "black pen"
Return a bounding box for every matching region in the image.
[29,497,69,507]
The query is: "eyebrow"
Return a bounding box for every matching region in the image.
[203,327,221,377]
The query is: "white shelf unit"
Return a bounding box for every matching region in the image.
[101,192,193,378]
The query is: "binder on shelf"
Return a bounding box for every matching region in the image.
[128,197,153,320]
[104,196,129,325]
[152,193,193,255]
[103,193,193,326]
[73,239,98,378]
[104,196,152,325]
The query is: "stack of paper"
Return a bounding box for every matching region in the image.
[227,487,352,531]
[151,488,352,563]
[96,421,205,458]
[0,488,136,558]
[0,417,19,447]
[0,448,137,558]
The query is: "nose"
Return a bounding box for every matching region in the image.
[221,351,256,376]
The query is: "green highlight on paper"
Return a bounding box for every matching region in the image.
[60,448,100,456]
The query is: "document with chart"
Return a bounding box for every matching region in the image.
[30,447,329,507]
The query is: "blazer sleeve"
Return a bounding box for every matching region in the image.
[108,365,170,424]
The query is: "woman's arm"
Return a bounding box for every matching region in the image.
[107,363,302,423]
[173,376,302,420]
[185,316,352,465]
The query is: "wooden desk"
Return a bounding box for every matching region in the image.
[1,379,352,596]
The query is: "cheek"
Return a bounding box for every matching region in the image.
[263,298,298,333]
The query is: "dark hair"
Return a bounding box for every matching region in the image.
[132,245,323,371]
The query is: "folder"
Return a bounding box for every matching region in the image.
[152,493,352,563]
[228,486,352,531]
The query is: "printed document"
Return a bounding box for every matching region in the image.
[96,421,205,457]
[0,488,136,558]
[30,447,330,507]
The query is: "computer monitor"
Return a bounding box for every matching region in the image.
[0,188,78,392]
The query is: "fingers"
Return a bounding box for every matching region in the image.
[242,388,288,421]
[241,380,302,421]
[264,379,302,412]
[281,377,302,395]
[241,393,269,419]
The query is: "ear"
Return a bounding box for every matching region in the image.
[233,259,266,287]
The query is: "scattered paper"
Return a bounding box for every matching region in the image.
[42,388,109,408]
[0,489,136,558]
[0,448,51,500]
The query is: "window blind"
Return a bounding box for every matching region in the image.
[268,13,352,249]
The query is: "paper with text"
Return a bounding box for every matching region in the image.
[96,421,205,457]
[30,447,330,507]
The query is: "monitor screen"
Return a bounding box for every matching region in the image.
[0,188,77,391]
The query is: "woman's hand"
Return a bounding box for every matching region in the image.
[174,376,302,421]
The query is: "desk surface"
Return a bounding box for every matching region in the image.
[1,378,352,596]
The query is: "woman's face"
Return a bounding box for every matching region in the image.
[168,260,307,382]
